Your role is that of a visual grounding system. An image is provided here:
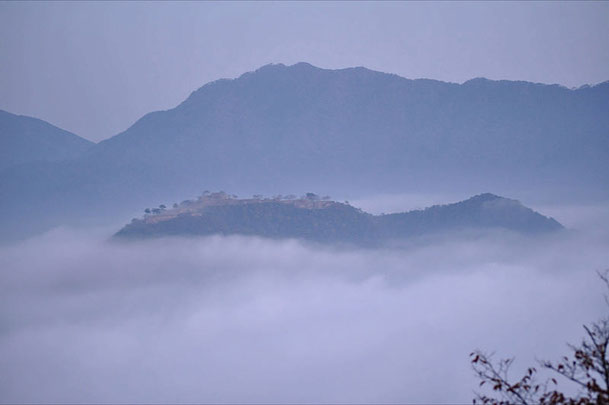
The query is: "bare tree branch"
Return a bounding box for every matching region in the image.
[471,270,609,405]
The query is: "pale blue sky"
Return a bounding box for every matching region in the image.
[1,1,608,142]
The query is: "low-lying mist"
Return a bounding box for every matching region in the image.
[1,204,608,403]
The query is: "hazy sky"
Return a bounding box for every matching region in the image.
[1,1,608,142]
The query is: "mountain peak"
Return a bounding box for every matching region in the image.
[463,77,492,85]
[469,193,504,202]
[0,109,93,171]
[291,61,317,70]
[254,62,286,72]
[460,193,523,209]
[252,62,320,75]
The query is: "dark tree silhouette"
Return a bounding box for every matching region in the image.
[471,272,609,405]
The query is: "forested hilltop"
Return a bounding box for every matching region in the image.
[115,192,563,244]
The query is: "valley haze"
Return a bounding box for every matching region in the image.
[0,25,608,404]
[1,214,608,403]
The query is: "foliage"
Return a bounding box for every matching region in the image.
[471,272,609,405]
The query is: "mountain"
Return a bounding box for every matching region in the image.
[114,192,563,244]
[1,63,607,240]
[0,109,93,172]
[90,63,609,197]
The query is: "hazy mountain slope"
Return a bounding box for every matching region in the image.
[378,193,563,238]
[90,63,609,193]
[0,110,93,171]
[1,63,607,241]
[114,193,563,243]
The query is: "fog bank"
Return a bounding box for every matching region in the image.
[1,211,608,403]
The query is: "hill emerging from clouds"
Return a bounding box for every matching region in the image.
[1,63,607,240]
[114,192,563,244]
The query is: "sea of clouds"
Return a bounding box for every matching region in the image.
[1,201,608,403]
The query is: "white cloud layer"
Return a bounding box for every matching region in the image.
[1,206,608,403]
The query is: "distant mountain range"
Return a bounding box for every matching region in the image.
[1,63,607,240]
[114,192,563,244]
[0,110,93,172]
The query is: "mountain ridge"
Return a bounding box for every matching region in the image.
[0,109,94,172]
[90,63,608,155]
[114,192,563,244]
[1,62,606,241]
